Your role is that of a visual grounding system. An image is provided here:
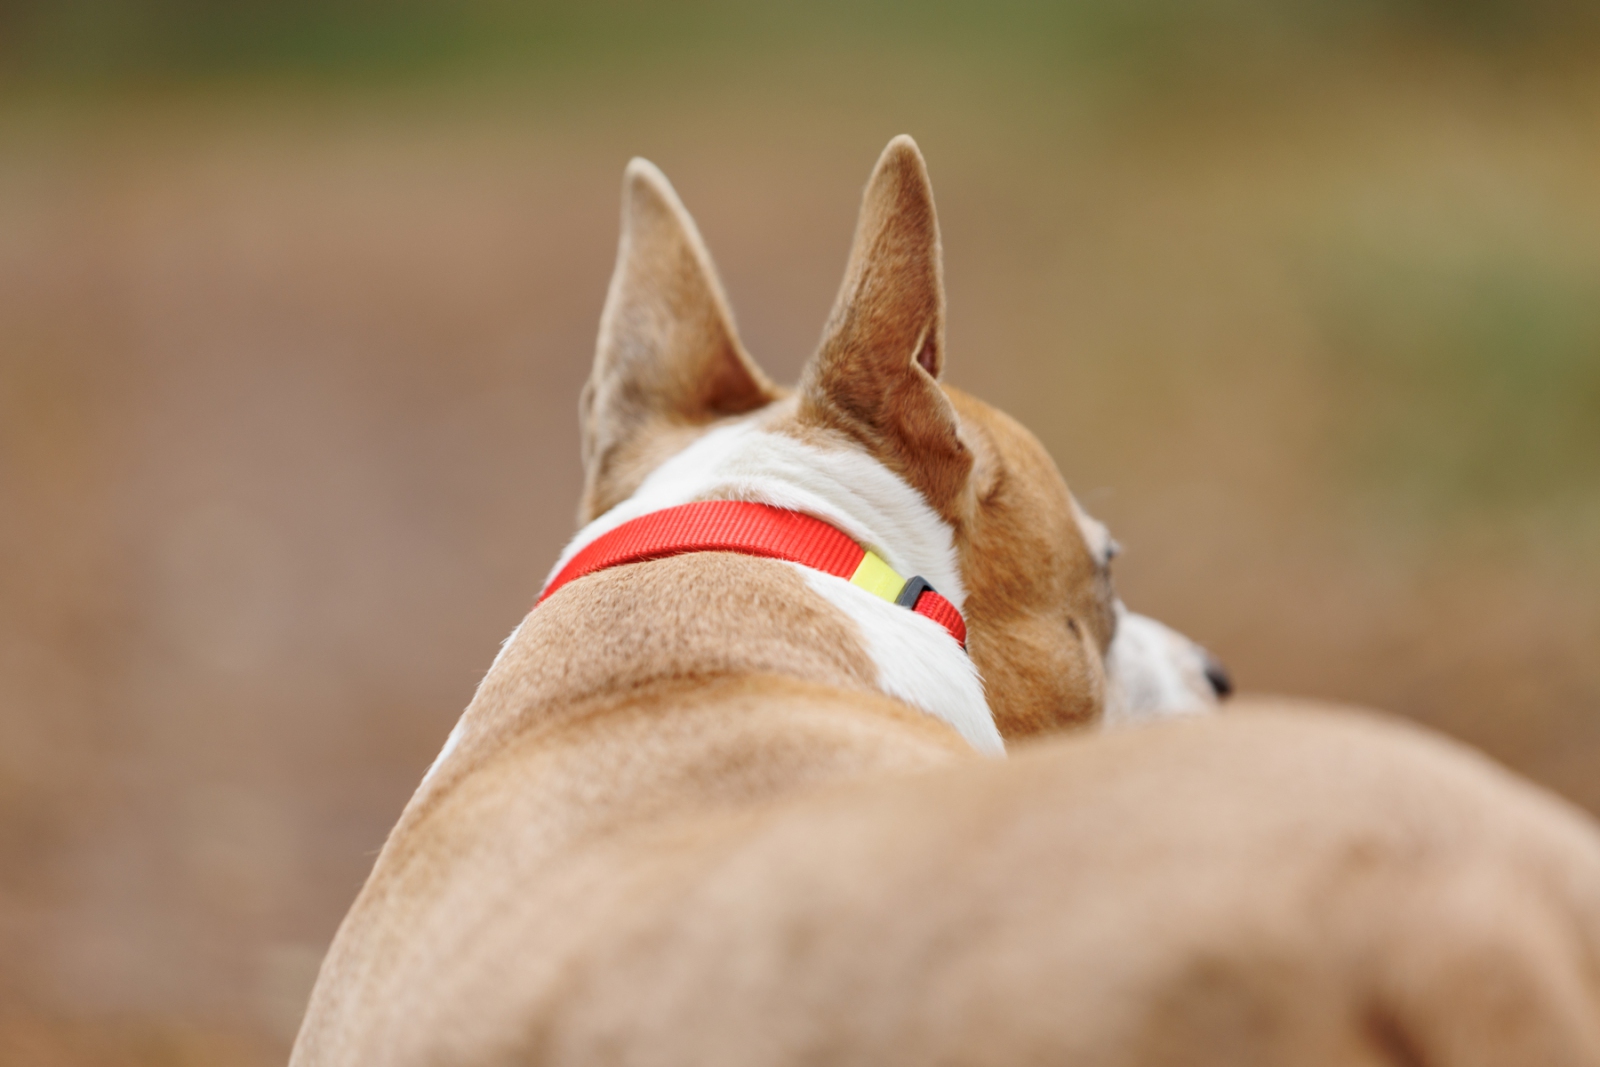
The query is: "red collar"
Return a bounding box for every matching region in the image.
[539,500,967,649]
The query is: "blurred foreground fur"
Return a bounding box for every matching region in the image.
[291,138,1600,1065]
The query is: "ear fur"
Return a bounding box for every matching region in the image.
[799,135,971,516]
[580,158,777,521]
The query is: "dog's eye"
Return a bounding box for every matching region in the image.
[1103,538,1121,567]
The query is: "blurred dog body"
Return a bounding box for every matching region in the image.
[291,138,1600,1066]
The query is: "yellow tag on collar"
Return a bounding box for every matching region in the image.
[848,550,906,603]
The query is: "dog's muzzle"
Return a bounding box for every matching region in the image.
[1102,605,1229,727]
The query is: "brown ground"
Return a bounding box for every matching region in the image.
[1,47,1598,1065]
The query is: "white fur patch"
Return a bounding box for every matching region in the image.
[546,417,967,609]
[421,619,526,785]
[1102,605,1217,729]
[799,567,1001,754]
[421,716,466,785]
[540,414,997,753]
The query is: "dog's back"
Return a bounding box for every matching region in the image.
[292,138,1600,1067]
[297,688,1600,1065]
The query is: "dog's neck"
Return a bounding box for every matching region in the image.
[543,413,1002,754]
[550,415,967,603]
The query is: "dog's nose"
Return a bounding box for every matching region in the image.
[1202,650,1233,700]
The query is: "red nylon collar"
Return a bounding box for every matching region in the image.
[539,500,967,649]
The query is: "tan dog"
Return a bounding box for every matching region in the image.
[292,138,1600,1066]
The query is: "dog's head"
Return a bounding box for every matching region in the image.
[574,135,1225,740]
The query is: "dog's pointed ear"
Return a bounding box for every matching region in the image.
[580,158,777,521]
[799,135,971,514]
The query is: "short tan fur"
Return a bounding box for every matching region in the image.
[292,137,1600,1067]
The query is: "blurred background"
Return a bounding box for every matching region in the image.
[1,1,1598,1062]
